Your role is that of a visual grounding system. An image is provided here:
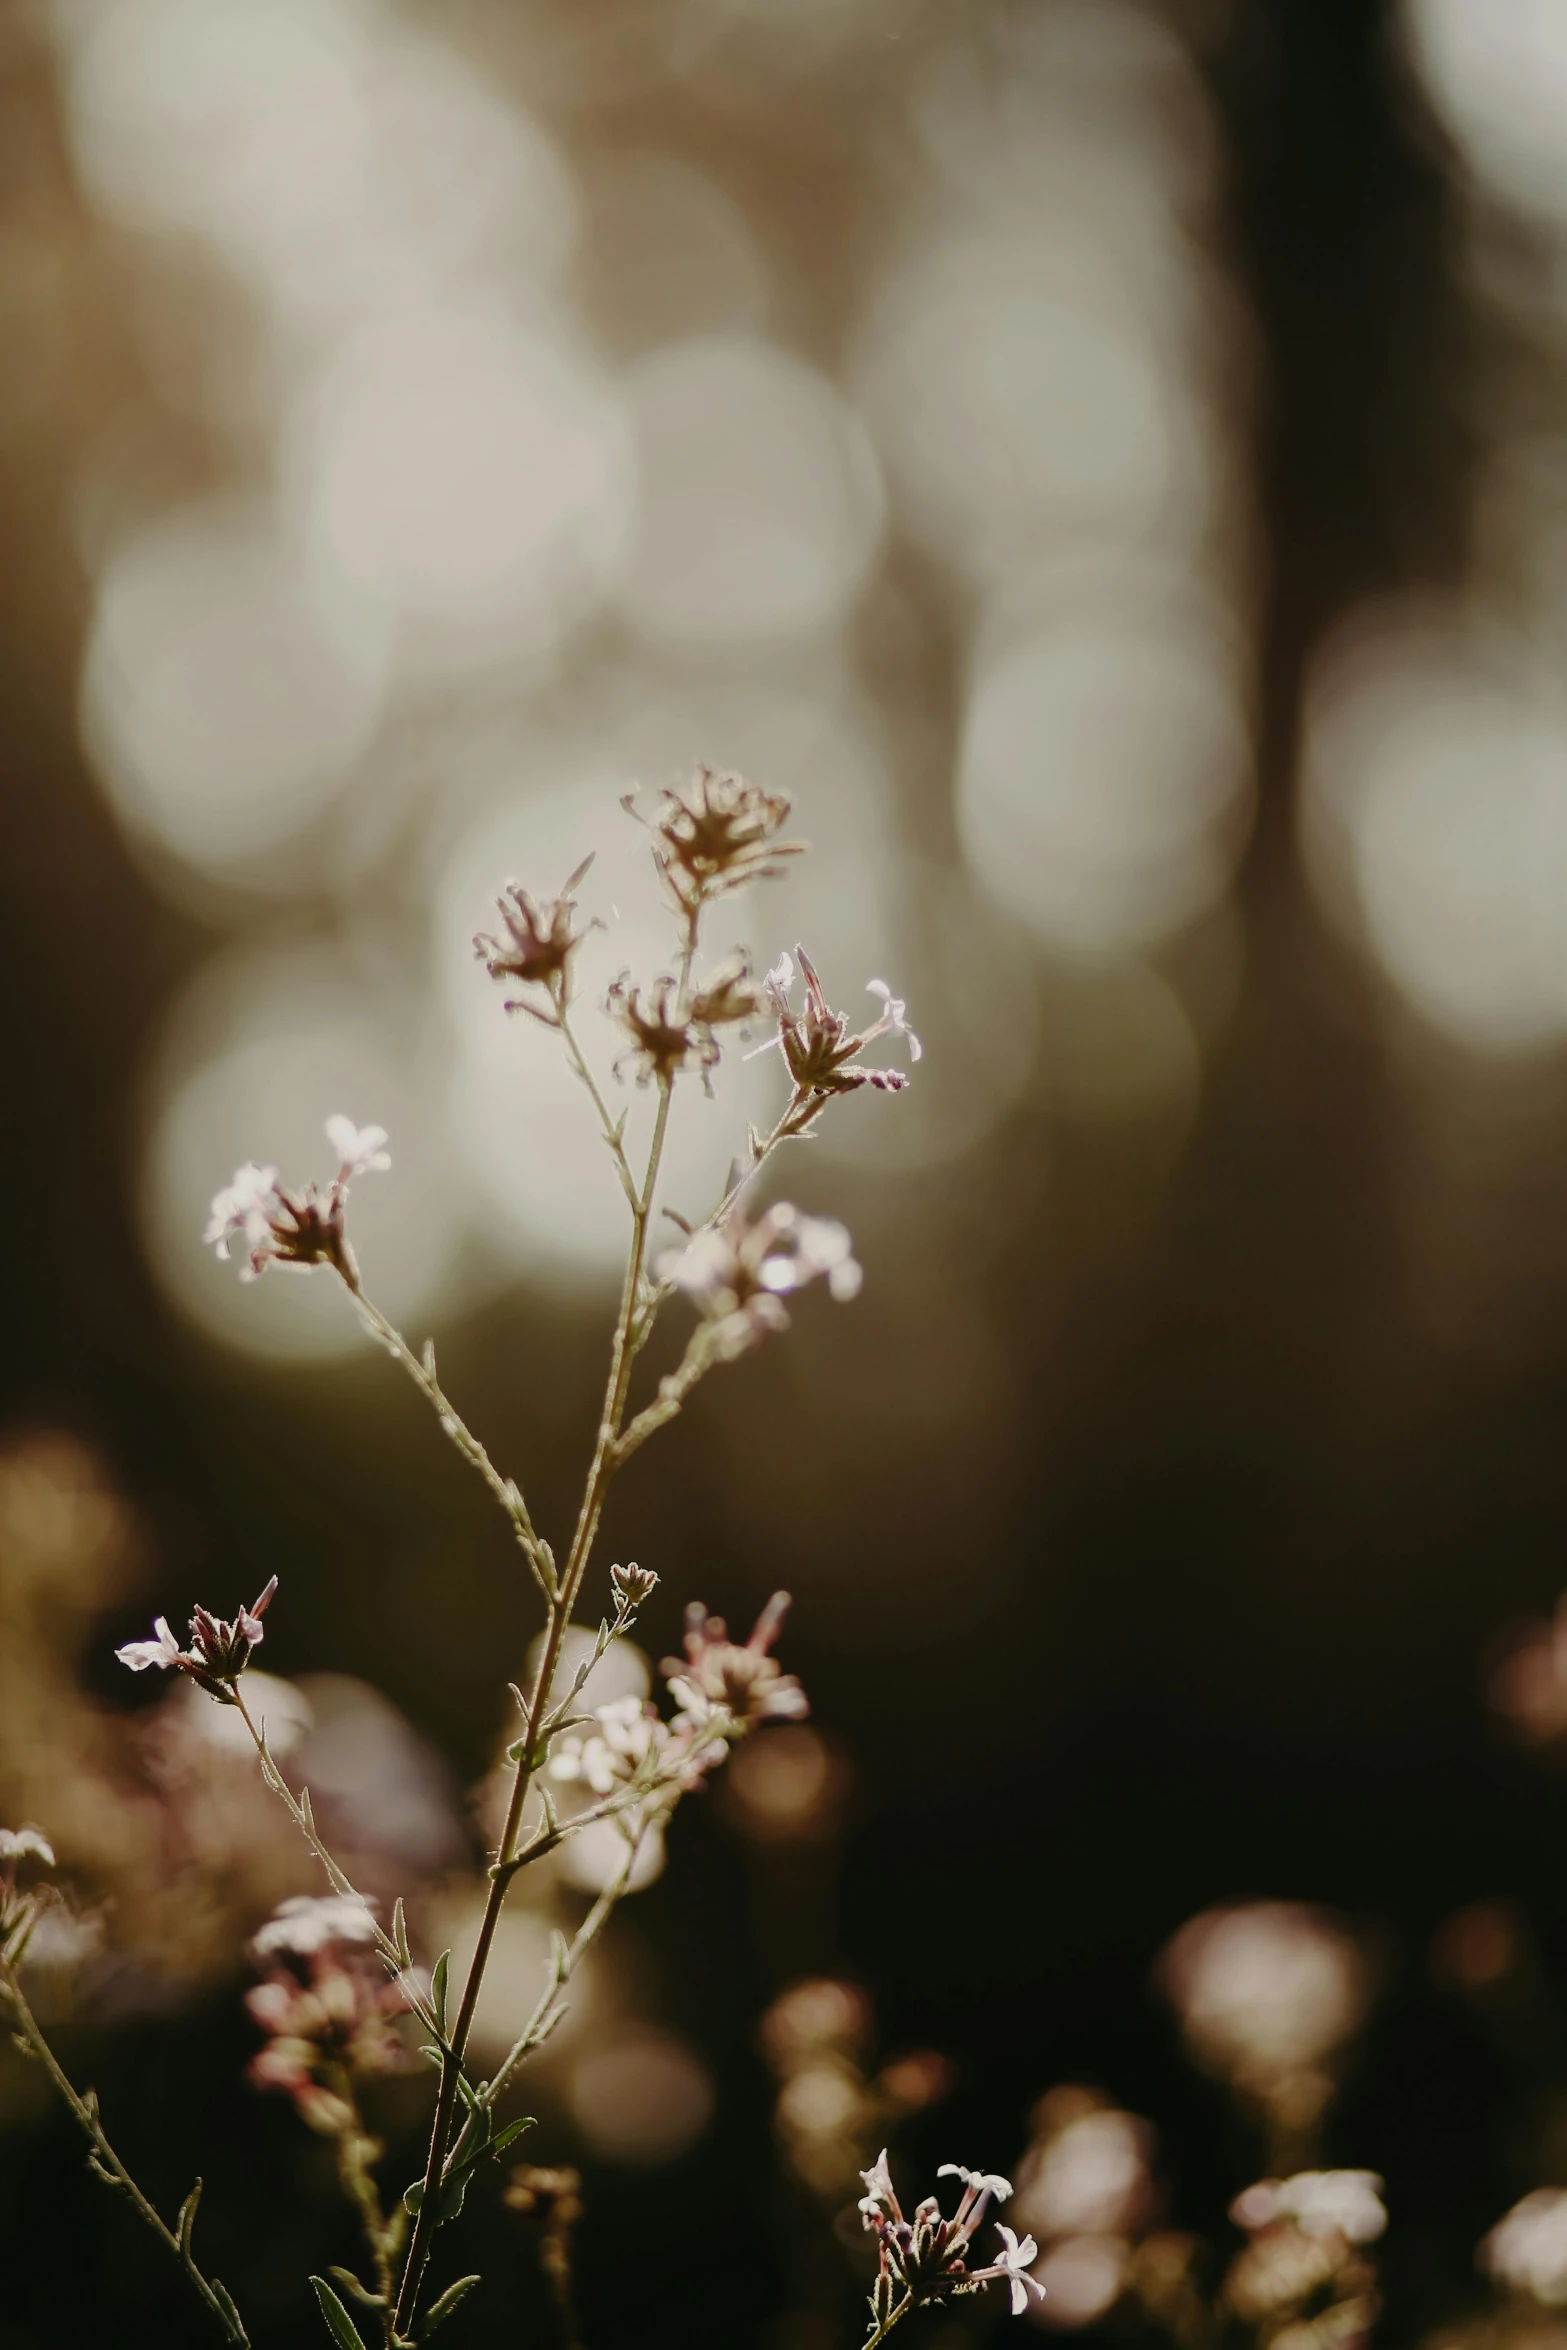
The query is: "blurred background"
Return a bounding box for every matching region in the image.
[7,0,1567,2342]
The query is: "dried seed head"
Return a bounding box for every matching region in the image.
[474,857,595,1004]
[606,972,714,1088]
[631,766,804,916]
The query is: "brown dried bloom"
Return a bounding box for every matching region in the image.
[687,953,765,1033]
[606,972,713,1088]
[760,948,919,1119]
[474,857,594,1007]
[631,765,802,916]
[663,1592,809,1727]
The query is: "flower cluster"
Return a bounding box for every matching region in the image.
[245,1896,418,2139]
[116,1577,278,1704]
[858,2150,1044,2326]
[473,856,595,1009]
[205,1117,389,1283]
[659,1202,861,1349]
[758,949,920,1118]
[549,1595,807,1842]
[0,1826,55,1968]
[664,1592,809,1727]
[633,764,803,916]
[1222,2170,1384,2344]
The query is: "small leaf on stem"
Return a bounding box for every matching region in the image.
[310,2275,372,2350]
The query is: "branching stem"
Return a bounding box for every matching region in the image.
[0,1961,249,2345]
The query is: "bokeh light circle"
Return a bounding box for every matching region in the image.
[620,334,885,649]
[81,496,393,879]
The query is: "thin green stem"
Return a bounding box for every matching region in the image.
[391,906,701,2338]
[0,1961,249,2345]
[481,1838,642,2109]
[339,1276,553,1596]
[555,1001,640,1212]
[230,1691,446,2052]
[862,2296,914,2350]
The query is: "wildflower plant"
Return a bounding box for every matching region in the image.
[0,772,1016,2350]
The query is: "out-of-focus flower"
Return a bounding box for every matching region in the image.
[1009,2087,1160,2333]
[1156,1901,1370,2158]
[664,1592,808,1727]
[0,1824,57,1966]
[631,765,802,917]
[1489,1600,1567,1750]
[204,1115,390,1281]
[1232,2173,1388,2247]
[657,1201,861,1349]
[0,1828,55,1868]
[116,1578,278,1703]
[324,1117,390,1179]
[758,947,917,1109]
[1014,2092,1156,2243]
[245,1898,418,2138]
[1224,2165,1384,2340]
[764,1979,951,2208]
[687,955,765,1034]
[1483,2191,1567,2306]
[549,1693,678,1796]
[474,856,595,1005]
[251,1893,380,1959]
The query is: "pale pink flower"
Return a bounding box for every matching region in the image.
[978,2225,1045,2317]
[325,1117,391,1180]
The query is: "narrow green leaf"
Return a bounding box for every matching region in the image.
[310,2275,371,2350]
[210,2278,246,2342]
[436,2172,469,2224]
[431,1950,450,2037]
[420,2275,482,2338]
[298,1786,316,1835]
[391,1898,411,1968]
[490,2116,535,2158]
[177,2177,203,2256]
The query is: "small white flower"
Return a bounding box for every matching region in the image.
[204,1163,279,1264]
[325,1116,391,1180]
[0,1828,54,1866]
[859,2148,896,2216]
[115,1616,183,1673]
[989,2225,1045,2317]
[251,1894,379,1959]
[939,2163,1014,2203]
[866,978,923,1063]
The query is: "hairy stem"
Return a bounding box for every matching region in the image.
[0,1961,249,2345]
[339,1277,553,1595]
[392,910,701,2336]
[482,1838,642,2109]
